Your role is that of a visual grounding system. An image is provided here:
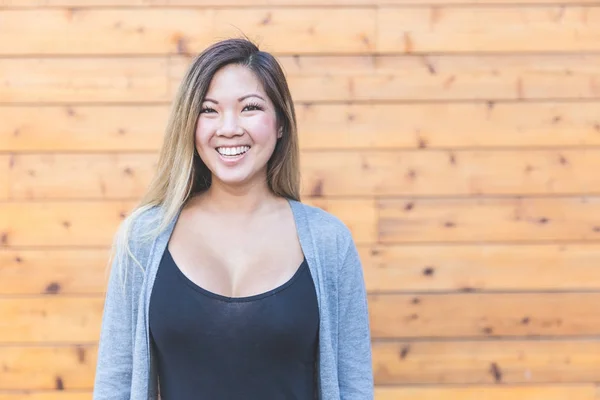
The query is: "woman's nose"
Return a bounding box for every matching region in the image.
[216,112,243,137]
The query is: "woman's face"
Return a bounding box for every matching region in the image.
[195,63,281,189]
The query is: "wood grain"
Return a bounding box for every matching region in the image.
[0,298,103,343]
[3,244,599,295]
[0,201,135,247]
[9,150,600,200]
[376,385,599,400]
[174,54,600,101]
[0,249,110,295]
[4,102,600,152]
[4,54,600,104]
[0,386,594,400]
[4,343,600,390]
[0,156,8,200]
[0,345,96,390]
[370,293,600,338]
[378,197,600,243]
[0,58,170,103]
[378,6,600,53]
[373,340,600,384]
[360,244,600,292]
[2,0,599,5]
[3,293,600,343]
[0,394,89,400]
[0,8,375,55]
[0,199,375,247]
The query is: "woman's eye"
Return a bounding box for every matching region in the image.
[200,107,216,114]
[243,103,263,112]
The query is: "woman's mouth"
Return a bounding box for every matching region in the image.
[216,146,250,157]
[215,146,250,164]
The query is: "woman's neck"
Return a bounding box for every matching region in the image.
[191,177,281,217]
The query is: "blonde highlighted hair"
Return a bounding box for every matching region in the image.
[108,38,301,288]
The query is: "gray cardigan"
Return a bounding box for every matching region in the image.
[93,199,374,399]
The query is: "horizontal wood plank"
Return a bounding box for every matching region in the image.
[174,54,600,101]
[0,156,8,200]
[0,394,88,400]
[360,244,600,292]
[4,244,600,295]
[0,58,170,103]
[3,0,600,6]
[4,54,600,104]
[9,150,600,200]
[0,386,594,400]
[370,293,600,338]
[376,385,599,400]
[301,149,600,196]
[0,201,134,247]
[0,249,110,295]
[2,198,600,247]
[0,199,375,247]
[2,102,600,152]
[379,197,600,243]
[374,340,600,384]
[0,345,96,390]
[378,6,600,53]
[0,8,375,55]
[3,293,600,343]
[2,343,600,390]
[0,298,103,343]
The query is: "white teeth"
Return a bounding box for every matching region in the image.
[217,146,250,156]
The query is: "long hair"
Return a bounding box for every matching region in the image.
[108,38,300,287]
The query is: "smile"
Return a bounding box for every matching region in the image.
[216,146,250,157]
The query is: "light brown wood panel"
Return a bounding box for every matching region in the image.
[0,105,168,152]
[0,156,8,200]
[0,58,170,103]
[360,244,600,292]
[0,345,96,390]
[0,8,375,55]
[374,340,600,384]
[302,149,600,196]
[379,197,600,243]
[376,385,599,400]
[9,153,159,200]
[2,0,599,5]
[370,293,600,339]
[378,6,600,53]
[4,102,600,152]
[10,150,600,200]
[0,249,110,295]
[4,292,600,343]
[0,394,89,400]
[4,55,600,104]
[172,54,600,101]
[2,244,600,295]
[0,199,375,247]
[0,298,103,343]
[0,201,134,247]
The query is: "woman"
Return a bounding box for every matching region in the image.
[93,38,373,399]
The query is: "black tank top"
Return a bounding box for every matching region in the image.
[149,247,320,399]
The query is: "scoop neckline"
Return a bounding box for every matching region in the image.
[164,247,308,303]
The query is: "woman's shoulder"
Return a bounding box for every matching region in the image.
[290,199,354,244]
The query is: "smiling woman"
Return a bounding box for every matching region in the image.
[92,38,373,400]
[196,64,282,187]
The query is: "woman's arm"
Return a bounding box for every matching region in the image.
[337,234,375,399]
[93,252,136,399]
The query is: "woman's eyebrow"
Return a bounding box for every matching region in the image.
[203,94,265,104]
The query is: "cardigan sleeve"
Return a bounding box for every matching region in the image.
[337,234,375,399]
[93,247,137,399]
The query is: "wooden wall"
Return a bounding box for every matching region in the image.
[1,0,600,398]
